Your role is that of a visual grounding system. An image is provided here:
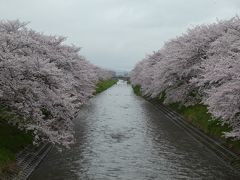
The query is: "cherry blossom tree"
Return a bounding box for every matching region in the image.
[0,20,114,147]
[94,66,116,81]
[130,16,240,139]
[195,17,240,138]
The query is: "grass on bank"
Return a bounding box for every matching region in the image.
[167,102,240,153]
[132,85,141,96]
[132,85,240,154]
[95,79,118,94]
[0,106,33,176]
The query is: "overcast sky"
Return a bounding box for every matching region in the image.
[0,0,240,71]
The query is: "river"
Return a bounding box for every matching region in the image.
[29,80,240,180]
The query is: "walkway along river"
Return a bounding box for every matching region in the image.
[29,81,240,180]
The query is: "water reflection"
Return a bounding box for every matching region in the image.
[29,80,240,180]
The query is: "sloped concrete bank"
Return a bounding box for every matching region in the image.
[7,143,53,180]
[147,98,240,171]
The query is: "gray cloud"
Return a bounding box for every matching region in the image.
[0,0,240,71]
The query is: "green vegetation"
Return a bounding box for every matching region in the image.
[131,86,240,153]
[156,90,232,140]
[0,105,33,177]
[95,79,118,94]
[158,91,166,102]
[168,103,230,137]
[132,85,142,96]
[166,102,240,153]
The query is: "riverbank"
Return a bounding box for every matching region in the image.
[95,79,118,94]
[0,79,118,179]
[132,85,240,160]
[0,106,33,179]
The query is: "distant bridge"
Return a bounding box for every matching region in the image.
[113,76,130,81]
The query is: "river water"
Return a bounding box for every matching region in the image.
[29,80,240,180]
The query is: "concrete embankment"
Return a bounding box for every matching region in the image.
[147,98,240,171]
[9,143,52,180]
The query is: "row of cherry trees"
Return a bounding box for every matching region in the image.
[130,16,240,139]
[94,66,116,81]
[0,20,114,147]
